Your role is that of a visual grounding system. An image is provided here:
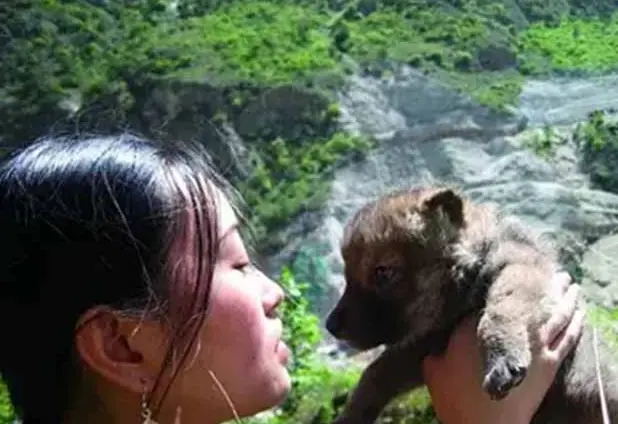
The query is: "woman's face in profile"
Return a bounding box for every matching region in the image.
[155,195,292,423]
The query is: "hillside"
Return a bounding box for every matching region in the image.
[3,0,618,252]
[2,1,618,423]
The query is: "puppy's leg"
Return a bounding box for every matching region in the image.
[477,263,547,400]
[333,344,424,424]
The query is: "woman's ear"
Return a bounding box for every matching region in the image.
[74,307,161,394]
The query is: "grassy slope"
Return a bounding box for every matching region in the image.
[5,2,618,124]
[161,3,341,84]
[520,14,618,74]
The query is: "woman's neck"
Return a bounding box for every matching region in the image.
[63,368,140,424]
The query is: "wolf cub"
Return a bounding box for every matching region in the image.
[326,185,618,424]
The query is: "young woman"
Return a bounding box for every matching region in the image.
[0,134,584,424]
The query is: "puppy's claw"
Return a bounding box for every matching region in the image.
[482,355,528,400]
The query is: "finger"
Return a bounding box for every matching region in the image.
[539,284,581,346]
[547,308,585,362]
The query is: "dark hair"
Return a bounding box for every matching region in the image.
[0,133,236,423]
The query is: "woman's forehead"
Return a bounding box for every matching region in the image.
[216,189,238,237]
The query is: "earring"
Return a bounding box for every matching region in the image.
[141,391,159,424]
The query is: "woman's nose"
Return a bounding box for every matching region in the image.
[260,272,285,313]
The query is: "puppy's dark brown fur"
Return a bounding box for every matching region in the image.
[326,185,618,424]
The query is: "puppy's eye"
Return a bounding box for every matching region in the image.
[374,265,398,289]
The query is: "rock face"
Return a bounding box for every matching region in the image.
[519,74,618,126]
[581,234,618,308]
[268,66,618,341]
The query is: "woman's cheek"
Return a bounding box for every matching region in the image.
[223,283,266,351]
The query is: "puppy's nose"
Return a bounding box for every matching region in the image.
[326,312,344,337]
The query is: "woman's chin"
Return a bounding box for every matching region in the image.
[270,367,292,406]
[276,367,292,397]
[246,374,292,419]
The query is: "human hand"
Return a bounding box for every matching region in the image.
[421,271,585,424]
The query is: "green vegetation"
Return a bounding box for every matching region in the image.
[573,109,618,193]
[439,69,526,111]
[4,0,618,141]
[522,109,618,196]
[162,3,342,84]
[238,131,373,249]
[522,124,568,159]
[520,13,618,74]
[338,3,523,108]
[0,379,14,424]
[588,304,618,353]
[343,7,491,70]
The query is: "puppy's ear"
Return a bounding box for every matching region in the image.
[421,188,464,228]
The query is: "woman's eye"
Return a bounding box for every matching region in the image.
[235,262,253,274]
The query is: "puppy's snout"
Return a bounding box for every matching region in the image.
[326,310,345,337]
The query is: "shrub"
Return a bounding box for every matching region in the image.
[163,2,342,84]
[237,132,373,251]
[0,379,15,424]
[519,13,618,73]
[573,109,618,193]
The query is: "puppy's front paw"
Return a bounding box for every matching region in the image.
[482,354,528,400]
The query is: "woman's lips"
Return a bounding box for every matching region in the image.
[276,339,291,364]
[272,319,291,364]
